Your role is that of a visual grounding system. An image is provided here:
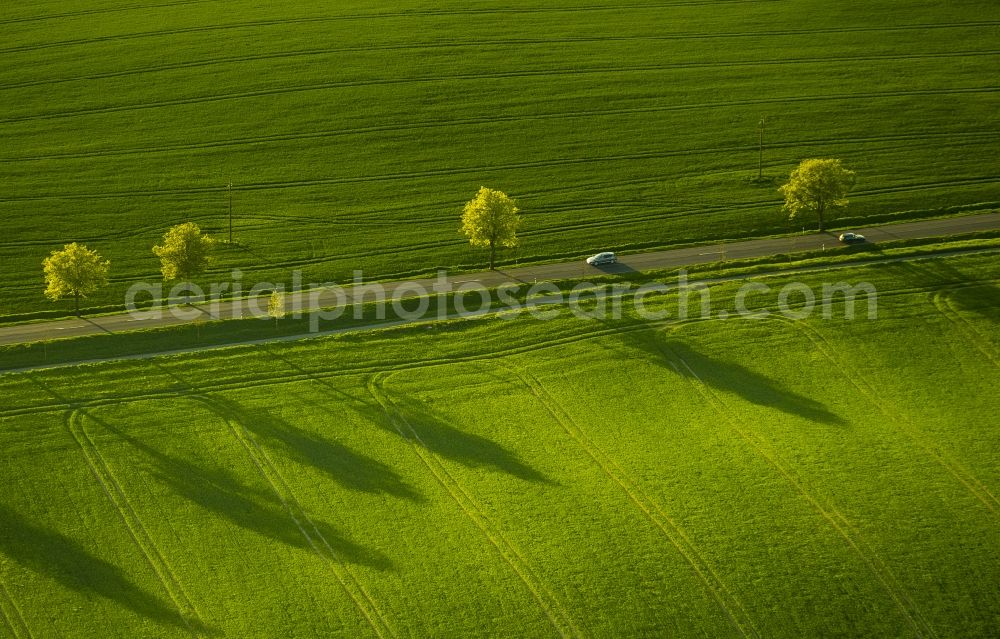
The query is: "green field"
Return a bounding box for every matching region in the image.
[1,253,998,637]
[2,0,1000,317]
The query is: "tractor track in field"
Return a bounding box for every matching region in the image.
[183,394,396,639]
[65,408,205,636]
[0,581,32,639]
[0,14,995,56]
[0,66,996,126]
[4,46,997,94]
[0,0,221,26]
[654,332,937,639]
[366,372,585,639]
[782,318,1000,514]
[2,110,993,165]
[2,138,997,208]
[0,0,766,31]
[931,286,1000,369]
[509,365,758,639]
[0,278,991,416]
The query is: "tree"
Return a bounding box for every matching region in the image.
[460,187,522,270]
[267,290,285,329]
[42,243,110,315]
[779,159,856,232]
[152,222,215,280]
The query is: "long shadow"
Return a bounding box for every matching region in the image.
[144,358,421,502]
[885,256,1000,322]
[257,337,550,483]
[609,322,848,427]
[0,502,197,631]
[375,387,551,483]
[84,409,394,571]
[195,393,422,502]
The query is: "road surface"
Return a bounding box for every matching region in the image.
[1,211,997,347]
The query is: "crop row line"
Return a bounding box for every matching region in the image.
[65,408,205,635]
[3,139,997,209]
[4,105,994,166]
[0,0,221,26]
[1,14,995,57]
[0,57,996,125]
[511,365,759,638]
[658,331,937,638]
[5,46,997,94]
[367,372,584,638]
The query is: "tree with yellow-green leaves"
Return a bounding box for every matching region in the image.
[152,222,216,281]
[460,187,522,270]
[267,290,285,330]
[43,243,111,315]
[779,159,856,232]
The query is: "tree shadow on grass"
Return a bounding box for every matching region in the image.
[141,358,421,502]
[943,283,1000,323]
[611,324,848,427]
[193,393,422,503]
[256,347,551,484]
[374,386,552,484]
[83,410,394,571]
[0,502,201,632]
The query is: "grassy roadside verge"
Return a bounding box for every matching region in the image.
[2,210,995,326]
[2,234,998,372]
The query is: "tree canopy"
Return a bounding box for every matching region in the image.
[779,159,856,231]
[152,222,215,280]
[460,187,522,270]
[42,243,110,314]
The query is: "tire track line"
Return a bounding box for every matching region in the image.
[508,366,758,639]
[3,149,998,206]
[782,318,999,513]
[656,340,936,638]
[0,0,221,26]
[64,409,204,635]
[366,373,584,639]
[196,396,395,639]
[931,287,1000,368]
[1,15,994,56]
[5,46,996,92]
[2,115,992,164]
[0,581,32,639]
[0,66,995,125]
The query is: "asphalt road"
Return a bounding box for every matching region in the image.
[1,212,997,347]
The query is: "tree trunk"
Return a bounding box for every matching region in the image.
[817,198,826,232]
[74,290,80,315]
[489,239,496,270]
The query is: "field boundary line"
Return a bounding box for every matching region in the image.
[186,396,395,639]
[65,409,204,635]
[0,581,32,639]
[367,373,584,639]
[508,365,758,639]
[931,287,1000,369]
[781,318,999,514]
[655,332,936,638]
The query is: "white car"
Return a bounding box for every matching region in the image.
[586,252,617,265]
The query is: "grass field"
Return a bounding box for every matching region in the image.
[1,0,999,317]
[0,253,997,637]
